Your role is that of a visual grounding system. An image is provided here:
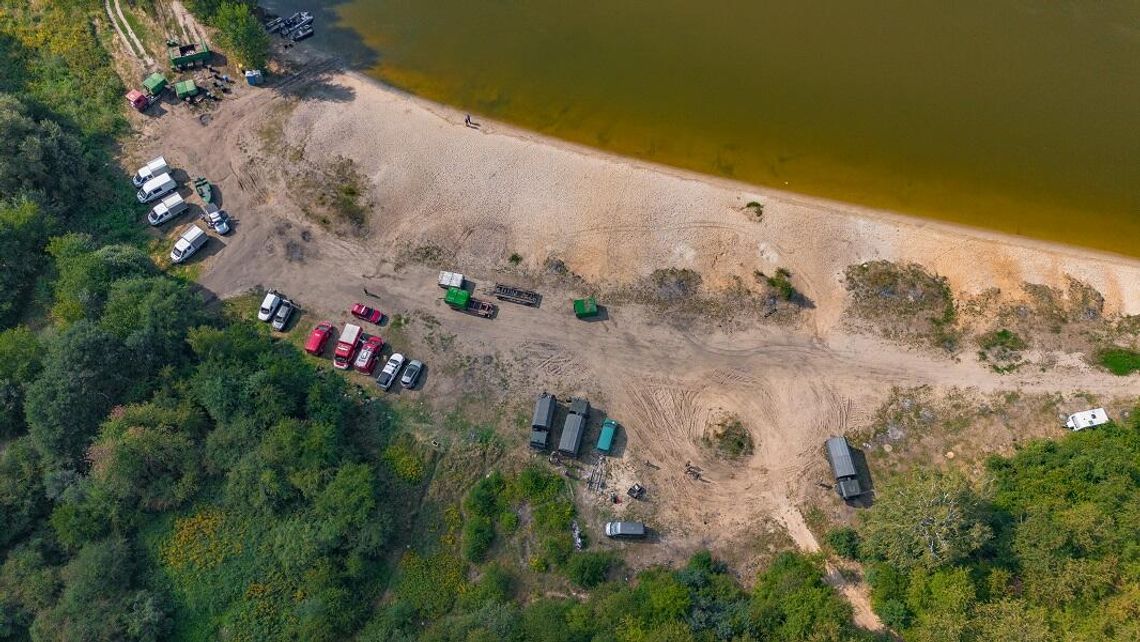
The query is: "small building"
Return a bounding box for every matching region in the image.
[825,436,864,500]
[530,393,556,450]
[244,69,264,86]
[573,297,598,319]
[1066,407,1109,431]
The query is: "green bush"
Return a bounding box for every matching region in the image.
[213,2,270,69]
[564,552,614,589]
[824,527,861,560]
[463,516,495,562]
[1097,347,1140,375]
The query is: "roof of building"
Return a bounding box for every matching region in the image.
[532,393,556,429]
[825,436,858,479]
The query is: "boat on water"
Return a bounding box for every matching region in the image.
[291,24,315,41]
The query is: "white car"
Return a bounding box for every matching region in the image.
[376,353,405,391]
[271,299,295,331]
[258,291,282,321]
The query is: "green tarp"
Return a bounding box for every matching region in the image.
[573,297,598,318]
[445,287,470,308]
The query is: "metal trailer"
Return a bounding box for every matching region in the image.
[174,80,199,100]
[493,283,541,306]
[143,73,168,95]
[825,436,864,500]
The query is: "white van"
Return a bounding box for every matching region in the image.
[132,156,169,187]
[137,173,177,203]
[170,225,208,263]
[147,192,187,226]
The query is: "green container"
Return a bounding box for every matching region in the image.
[174,80,199,99]
[573,297,598,318]
[445,286,470,308]
[143,72,167,95]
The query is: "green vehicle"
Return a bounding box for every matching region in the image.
[573,296,598,319]
[445,286,496,318]
[597,419,619,454]
[168,39,211,70]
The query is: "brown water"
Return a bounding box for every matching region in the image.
[317,0,1140,254]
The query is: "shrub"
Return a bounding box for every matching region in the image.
[508,253,522,265]
[564,552,614,589]
[824,527,861,560]
[463,516,495,562]
[1097,348,1140,375]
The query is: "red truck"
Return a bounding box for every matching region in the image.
[332,323,363,370]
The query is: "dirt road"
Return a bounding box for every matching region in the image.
[125,50,1138,629]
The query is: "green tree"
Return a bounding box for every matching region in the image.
[859,469,991,571]
[0,326,42,437]
[564,552,614,589]
[0,95,89,215]
[214,2,270,69]
[0,437,48,552]
[0,198,48,326]
[750,552,854,642]
[100,276,209,380]
[47,235,155,324]
[24,320,133,466]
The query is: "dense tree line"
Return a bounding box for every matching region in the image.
[844,419,1140,641]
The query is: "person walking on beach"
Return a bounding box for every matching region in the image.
[465,114,472,126]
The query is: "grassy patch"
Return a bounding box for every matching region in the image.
[844,260,958,351]
[702,414,754,458]
[298,156,370,234]
[1097,348,1140,375]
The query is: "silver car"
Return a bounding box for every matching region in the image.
[400,359,423,389]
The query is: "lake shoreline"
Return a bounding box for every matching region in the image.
[287,64,1140,320]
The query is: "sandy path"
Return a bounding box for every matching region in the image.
[127,52,1139,629]
[104,0,140,62]
[113,0,154,66]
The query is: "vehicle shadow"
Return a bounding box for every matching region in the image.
[581,304,610,323]
[845,446,876,509]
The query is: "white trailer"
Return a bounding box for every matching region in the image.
[1065,408,1109,431]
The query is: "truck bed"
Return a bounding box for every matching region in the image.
[462,298,497,318]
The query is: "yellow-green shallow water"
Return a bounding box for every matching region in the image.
[283,1,1140,256]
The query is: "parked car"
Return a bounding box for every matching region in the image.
[400,359,423,389]
[604,521,647,539]
[137,173,177,203]
[333,323,363,370]
[304,321,333,355]
[132,156,169,187]
[258,290,282,321]
[204,203,231,235]
[271,298,295,331]
[376,353,405,391]
[351,303,384,324]
[354,336,384,374]
[148,192,187,226]
[169,225,207,264]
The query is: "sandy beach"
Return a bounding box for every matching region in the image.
[277,70,1140,332]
